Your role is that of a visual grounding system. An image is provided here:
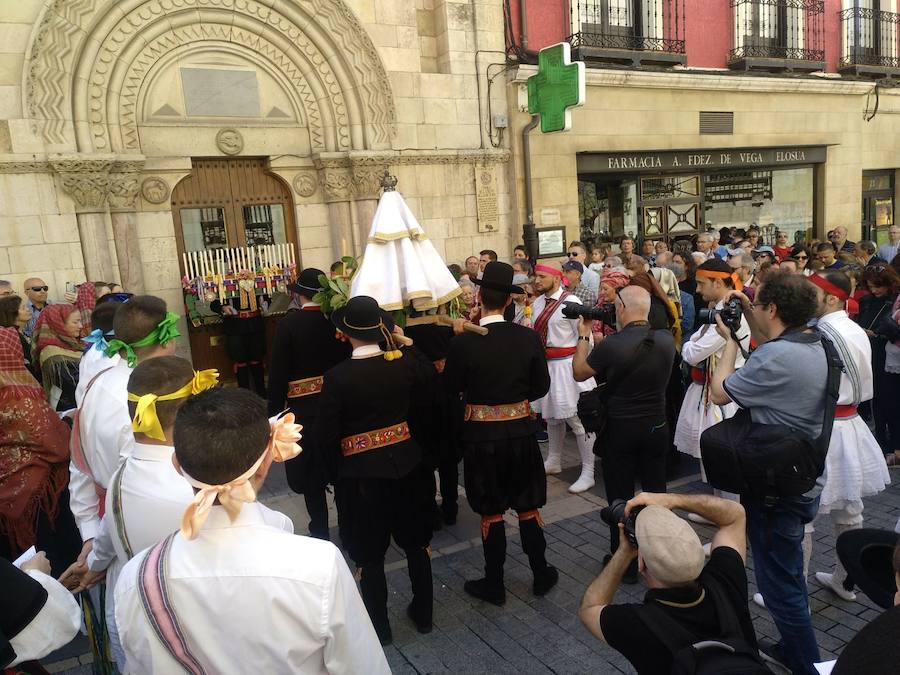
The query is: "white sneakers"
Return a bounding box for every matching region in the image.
[568,434,595,494]
[814,572,857,602]
[543,457,562,475]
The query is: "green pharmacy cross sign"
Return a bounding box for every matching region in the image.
[527,42,585,134]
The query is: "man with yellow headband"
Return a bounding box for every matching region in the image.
[66,295,179,670]
[114,388,388,673]
[61,356,217,671]
[674,259,750,505]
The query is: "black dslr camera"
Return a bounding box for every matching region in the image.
[697,297,743,332]
[599,499,644,548]
[561,300,614,325]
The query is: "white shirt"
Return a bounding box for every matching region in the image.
[87,442,193,574]
[115,503,388,675]
[8,569,81,666]
[817,310,874,405]
[479,314,505,327]
[681,300,751,369]
[531,287,582,349]
[70,359,134,541]
[75,347,121,407]
[351,344,382,359]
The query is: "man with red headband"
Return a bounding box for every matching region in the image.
[531,261,597,493]
[808,270,890,602]
[674,259,750,503]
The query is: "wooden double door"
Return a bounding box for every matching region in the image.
[172,157,299,376]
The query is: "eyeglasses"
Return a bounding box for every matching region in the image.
[795,255,808,260]
[29,286,49,292]
[615,287,626,309]
[751,302,770,309]
[567,252,580,257]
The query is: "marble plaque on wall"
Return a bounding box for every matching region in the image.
[181,68,260,117]
[475,164,499,233]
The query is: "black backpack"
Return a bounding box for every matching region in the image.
[699,330,843,498]
[636,577,772,675]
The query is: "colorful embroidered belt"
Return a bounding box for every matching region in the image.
[233,310,260,319]
[690,367,706,384]
[341,422,411,456]
[835,404,858,419]
[287,375,324,398]
[433,359,446,373]
[545,346,577,360]
[464,400,532,422]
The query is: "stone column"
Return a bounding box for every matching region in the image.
[316,155,356,258]
[108,159,146,293]
[50,156,116,282]
[351,163,387,250]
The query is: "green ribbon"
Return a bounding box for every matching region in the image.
[104,312,182,367]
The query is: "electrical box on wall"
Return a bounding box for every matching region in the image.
[492,114,508,129]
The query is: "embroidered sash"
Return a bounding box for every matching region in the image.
[464,400,531,422]
[70,367,115,517]
[533,292,570,349]
[110,462,133,559]
[341,422,411,457]
[287,375,324,398]
[139,534,208,675]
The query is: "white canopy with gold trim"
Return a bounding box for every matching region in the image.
[350,190,461,311]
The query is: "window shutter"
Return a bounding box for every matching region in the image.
[699,111,734,135]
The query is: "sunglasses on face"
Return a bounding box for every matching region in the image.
[796,255,808,260]
[567,252,580,257]
[29,286,49,292]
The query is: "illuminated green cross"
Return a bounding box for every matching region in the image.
[527,42,585,134]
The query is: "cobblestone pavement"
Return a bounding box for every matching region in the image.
[47,436,899,674]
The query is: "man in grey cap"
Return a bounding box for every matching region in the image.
[579,492,759,674]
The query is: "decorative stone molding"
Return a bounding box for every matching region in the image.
[292,172,318,198]
[50,156,115,213]
[216,128,244,156]
[49,154,146,213]
[0,158,53,174]
[351,166,388,200]
[26,0,396,152]
[141,177,170,204]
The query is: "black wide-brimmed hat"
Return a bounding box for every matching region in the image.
[287,268,325,297]
[472,261,524,295]
[331,295,396,342]
[837,528,899,610]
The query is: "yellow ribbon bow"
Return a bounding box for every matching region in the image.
[179,411,302,540]
[128,369,219,441]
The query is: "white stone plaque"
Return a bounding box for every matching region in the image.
[475,165,499,233]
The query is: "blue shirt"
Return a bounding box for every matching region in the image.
[22,299,51,340]
[876,240,899,264]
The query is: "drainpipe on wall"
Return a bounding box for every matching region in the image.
[520,0,529,52]
[522,114,540,260]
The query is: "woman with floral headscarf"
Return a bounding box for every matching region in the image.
[591,271,630,341]
[32,304,83,412]
[0,327,81,576]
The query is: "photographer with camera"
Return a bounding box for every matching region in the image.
[707,272,832,675]
[579,492,765,674]
[675,259,751,501]
[573,286,676,581]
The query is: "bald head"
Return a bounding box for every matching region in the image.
[617,285,651,325]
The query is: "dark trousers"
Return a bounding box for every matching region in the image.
[599,416,668,553]
[881,372,900,451]
[284,453,330,540]
[430,458,459,513]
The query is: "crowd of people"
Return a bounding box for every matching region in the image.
[0,221,898,675]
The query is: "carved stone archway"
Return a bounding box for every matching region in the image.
[25,0,396,153]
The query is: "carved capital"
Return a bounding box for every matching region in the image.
[51,156,114,213]
[351,165,388,200]
[108,157,146,211]
[314,154,353,203]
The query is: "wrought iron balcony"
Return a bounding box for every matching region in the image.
[728,0,826,73]
[839,5,900,77]
[568,0,686,68]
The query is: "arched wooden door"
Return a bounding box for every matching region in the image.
[172,157,299,377]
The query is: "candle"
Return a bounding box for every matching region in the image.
[191,251,198,279]
[201,250,207,279]
[182,252,188,279]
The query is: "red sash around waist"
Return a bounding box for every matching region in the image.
[835,404,858,419]
[545,347,577,360]
[690,367,706,384]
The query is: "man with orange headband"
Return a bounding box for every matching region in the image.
[531,261,597,493]
[317,296,436,645]
[61,356,218,671]
[808,270,890,602]
[114,387,387,673]
[674,259,750,503]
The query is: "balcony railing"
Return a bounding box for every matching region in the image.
[728,0,825,72]
[839,5,900,76]
[568,0,686,67]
